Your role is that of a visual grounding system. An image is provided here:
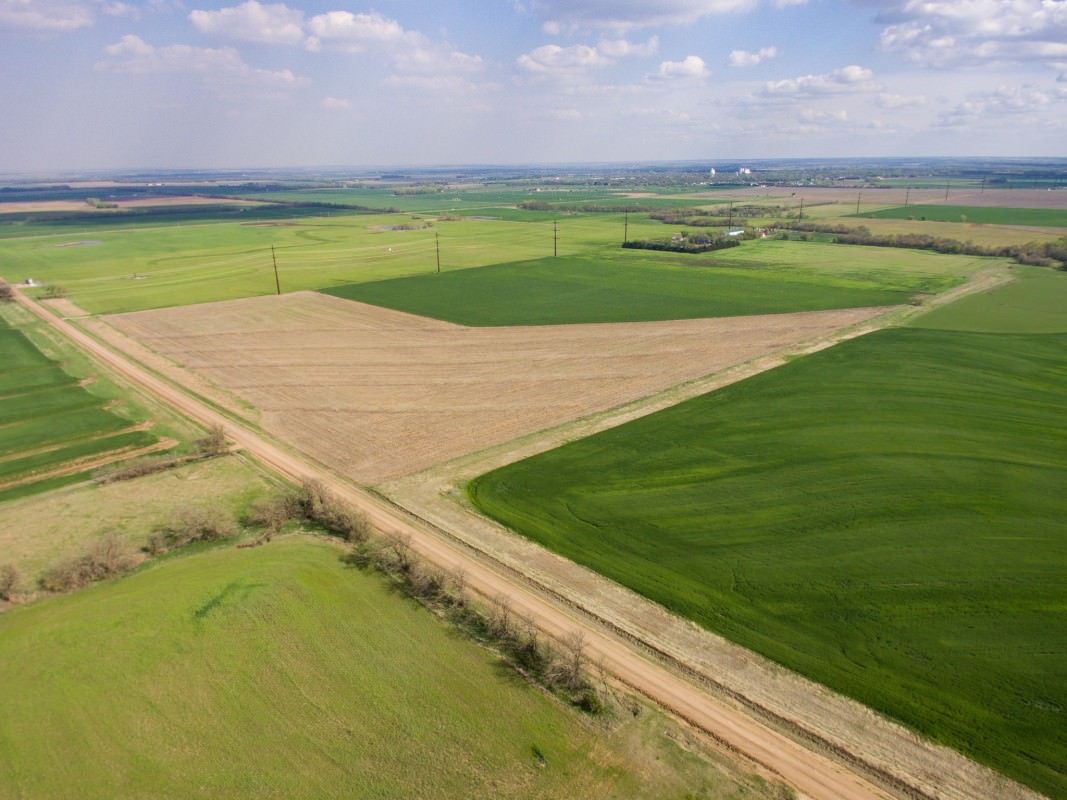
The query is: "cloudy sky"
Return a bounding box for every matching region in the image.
[1,0,1065,171]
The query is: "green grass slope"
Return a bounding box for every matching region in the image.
[469,269,1067,797]
[324,242,985,326]
[0,538,772,800]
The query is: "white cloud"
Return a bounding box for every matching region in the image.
[650,54,708,80]
[304,9,483,83]
[305,9,406,48]
[598,35,659,57]
[936,84,1063,126]
[549,108,583,120]
[0,0,93,31]
[189,1,305,45]
[321,96,350,110]
[518,43,612,73]
[99,34,307,89]
[531,0,759,31]
[877,92,926,108]
[728,46,777,66]
[878,0,1067,66]
[517,36,656,78]
[762,64,875,95]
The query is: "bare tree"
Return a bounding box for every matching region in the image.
[0,281,13,302]
[489,594,513,638]
[387,532,414,573]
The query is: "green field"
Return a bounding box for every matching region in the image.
[469,269,1067,797]
[325,241,990,326]
[0,537,777,799]
[857,204,1067,227]
[0,314,165,500]
[0,210,673,313]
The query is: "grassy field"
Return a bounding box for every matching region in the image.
[0,210,673,313]
[857,204,1067,227]
[469,268,1067,798]
[0,455,275,582]
[0,537,780,800]
[0,312,167,500]
[324,241,990,325]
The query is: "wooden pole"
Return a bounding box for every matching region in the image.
[553,220,558,257]
[435,232,441,274]
[271,246,281,295]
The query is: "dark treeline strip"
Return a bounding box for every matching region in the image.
[776,222,1067,269]
[623,237,741,254]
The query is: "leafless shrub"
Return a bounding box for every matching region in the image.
[386,532,414,573]
[245,493,298,533]
[548,631,589,694]
[409,564,446,599]
[43,284,66,299]
[488,594,514,638]
[0,281,13,302]
[39,535,136,593]
[0,564,20,600]
[158,505,237,547]
[93,455,179,484]
[194,424,227,457]
[449,567,467,606]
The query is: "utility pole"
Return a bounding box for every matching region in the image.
[271,245,281,295]
[798,198,804,220]
[980,177,986,194]
[623,212,628,244]
[856,192,862,215]
[904,187,910,207]
[435,232,441,274]
[553,220,558,257]
[945,180,950,202]
[727,203,734,229]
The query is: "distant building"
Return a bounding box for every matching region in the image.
[708,168,716,177]
[737,167,752,176]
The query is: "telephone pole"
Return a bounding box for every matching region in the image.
[855,192,862,215]
[623,212,628,244]
[945,180,950,202]
[553,220,558,257]
[727,203,734,229]
[798,198,804,220]
[271,245,281,295]
[435,232,441,274]
[904,187,910,207]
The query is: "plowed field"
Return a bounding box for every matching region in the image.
[107,292,889,484]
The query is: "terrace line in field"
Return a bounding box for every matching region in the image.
[104,291,890,484]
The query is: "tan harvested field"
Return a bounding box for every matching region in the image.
[106,292,891,485]
[0,200,90,213]
[0,195,260,214]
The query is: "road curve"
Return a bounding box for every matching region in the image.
[14,287,896,800]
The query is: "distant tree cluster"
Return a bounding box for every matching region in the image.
[517,201,652,213]
[623,236,741,254]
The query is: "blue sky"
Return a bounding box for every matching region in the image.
[1,0,1065,171]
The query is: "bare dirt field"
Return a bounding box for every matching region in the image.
[105,292,890,485]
